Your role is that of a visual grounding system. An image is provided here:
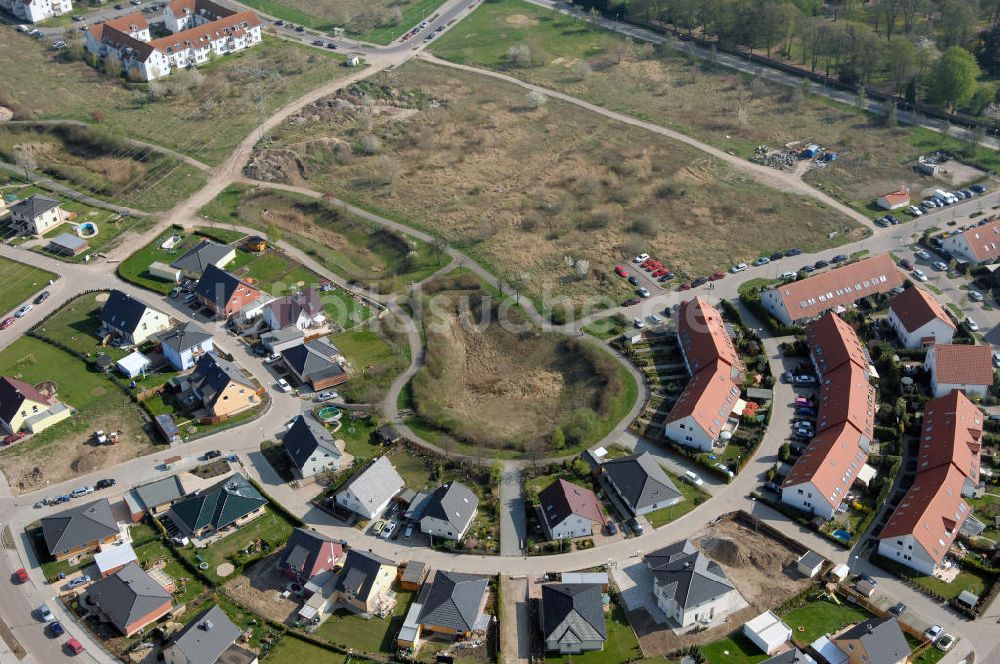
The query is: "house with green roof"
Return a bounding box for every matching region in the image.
[166,473,267,541]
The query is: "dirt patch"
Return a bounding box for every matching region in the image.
[224,554,302,625]
[217,563,235,577]
[630,515,811,656]
[505,13,537,26]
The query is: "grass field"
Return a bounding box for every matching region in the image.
[0,255,57,315]
[315,586,415,653]
[31,291,128,359]
[176,508,295,584]
[0,33,348,166]
[387,448,432,490]
[782,596,872,646]
[199,186,445,294]
[249,59,860,310]
[266,636,346,663]
[644,471,708,528]
[0,124,206,212]
[330,323,410,403]
[429,0,998,214]
[702,632,768,664]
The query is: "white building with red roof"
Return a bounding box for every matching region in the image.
[781,313,873,519]
[665,298,744,451]
[942,219,1000,265]
[887,286,955,349]
[760,255,904,326]
[924,344,994,398]
[878,390,982,574]
[0,0,72,23]
[876,187,910,211]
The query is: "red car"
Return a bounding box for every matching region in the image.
[65,638,84,656]
[614,266,629,278]
[622,297,641,306]
[652,268,668,278]
[678,283,692,291]
[0,318,14,330]
[708,272,726,281]
[14,568,28,584]
[3,432,25,446]
[644,262,661,271]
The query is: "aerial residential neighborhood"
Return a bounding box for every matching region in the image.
[4,0,1000,661]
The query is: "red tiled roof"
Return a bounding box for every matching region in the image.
[929,344,994,387]
[917,391,981,484]
[888,287,955,334]
[676,297,743,374]
[666,359,741,438]
[151,10,260,51]
[538,479,604,529]
[879,464,970,565]
[880,188,910,206]
[103,11,148,33]
[805,312,869,377]
[951,219,1000,262]
[782,421,869,510]
[89,23,157,61]
[815,363,875,438]
[767,255,904,322]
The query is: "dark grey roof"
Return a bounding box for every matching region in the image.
[190,353,256,408]
[337,456,404,509]
[763,649,815,664]
[133,475,186,511]
[265,288,323,329]
[333,549,394,601]
[541,583,606,645]
[11,194,61,218]
[404,491,434,521]
[835,617,910,664]
[169,605,241,664]
[170,239,234,276]
[49,233,87,251]
[283,413,340,473]
[169,473,267,534]
[160,322,213,354]
[416,572,488,633]
[194,264,258,310]
[41,498,119,555]
[798,550,825,570]
[603,452,681,512]
[280,342,345,382]
[401,561,427,584]
[100,289,164,336]
[421,482,478,534]
[81,562,171,634]
[643,540,734,612]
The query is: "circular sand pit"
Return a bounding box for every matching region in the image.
[505,14,537,26]
[217,563,235,577]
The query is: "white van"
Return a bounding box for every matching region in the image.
[684,470,704,486]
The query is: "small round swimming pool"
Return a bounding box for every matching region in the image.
[77,222,98,238]
[832,528,851,542]
[317,406,341,423]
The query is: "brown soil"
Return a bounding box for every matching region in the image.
[505,14,537,26]
[224,555,302,625]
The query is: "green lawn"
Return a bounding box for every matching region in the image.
[359,0,448,43]
[266,635,346,664]
[118,228,222,294]
[645,471,709,529]
[582,314,629,340]
[315,586,415,653]
[782,596,872,646]
[329,324,410,403]
[547,604,640,664]
[0,255,57,316]
[911,568,989,600]
[337,415,381,460]
[134,540,206,604]
[176,508,295,584]
[30,292,128,360]
[702,632,769,664]
[388,448,432,491]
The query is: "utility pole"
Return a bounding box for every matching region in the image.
[235,57,277,143]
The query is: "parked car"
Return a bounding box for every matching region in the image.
[785,248,802,256]
[326,42,337,49]
[0,318,15,330]
[633,318,645,329]
[915,250,931,260]
[277,378,292,392]
[814,260,829,269]
[627,518,644,535]
[658,272,675,282]
[925,625,943,641]
[935,635,955,652]
[832,254,848,263]
[95,479,115,489]
[764,481,781,493]
[971,184,986,194]
[794,375,817,386]
[708,271,725,281]
[204,450,222,460]
[888,602,906,617]
[800,265,815,273]
[311,38,323,45]
[898,259,912,270]
[605,521,618,535]
[933,260,948,271]
[317,391,340,402]
[14,305,32,318]
[969,290,984,302]
[993,352,1000,368]
[647,314,663,325]
[70,486,93,499]
[14,568,28,584]
[38,604,55,622]
[622,297,641,306]
[769,251,784,261]
[912,269,928,282]
[752,257,771,266]
[908,206,923,216]
[714,463,734,478]
[780,271,796,279]
[48,621,64,637]
[627,276,640,286]
[633,253,649,263]
[965,318,979,332]
[683,470,704,486]
[691,276,709,287]
[380,521,397,539]
[637,287,650,298]
[614,266,629,278]
[403,524,414,539]
[65,638,84,656]
[371,520,385,535]
[730,262,748,273]
[264,353,281,364]
[64,575,90,590]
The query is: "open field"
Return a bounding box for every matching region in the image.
[0,33,347,166]
[0,124,205,212]
[408,271,634,455]
[0,336,156,494]
[0,254,57,315]
[330,323,410,403]
[429,0,999,214]
[199,186,444,293]
[247,59,859,310]
[234,0,447,43]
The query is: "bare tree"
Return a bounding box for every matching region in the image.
[433,238,449,264]
[104,51,123,78]
[525,89,548,108]
[573,259,591,280]
[13,148,36,183]
[506,44,532,68]
[379,155,399,183]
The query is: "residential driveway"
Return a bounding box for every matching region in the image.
[499,466,526,556]
[610,560,667,624]
[501,576,530,664]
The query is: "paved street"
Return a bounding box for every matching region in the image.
[499,467,526,557]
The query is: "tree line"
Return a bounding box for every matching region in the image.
[572,0,1000,120]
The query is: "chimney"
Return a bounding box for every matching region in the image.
[200,619,213,631]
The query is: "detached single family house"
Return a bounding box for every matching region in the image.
[415,571,489,641]
[280,338,348,391]
[925,344,994,398]
[283,413,342,480]
[194,264,261,319]
[169,239,236,279]
[644,539,743,628]
[9,195,65,235]
[0,375,72,434]
[176,353,260,419]
[541,583,606,654]
[167,473,267,541]
[125,475,188,522]
[942,219,1000,265]
[831,617,911,664]
[80,562,173,636]
[159,322,214,371]
[419,481,478,542]
[602,452,682,516]
[326,549,397,615]
[99,289,172,346]
[335,455,405,519]
[887,287,955,349]
[278,527,344,585]
[538,478,604,541]
[163,604,255,664]
[264,288,325,331]
[41,498,119,561]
